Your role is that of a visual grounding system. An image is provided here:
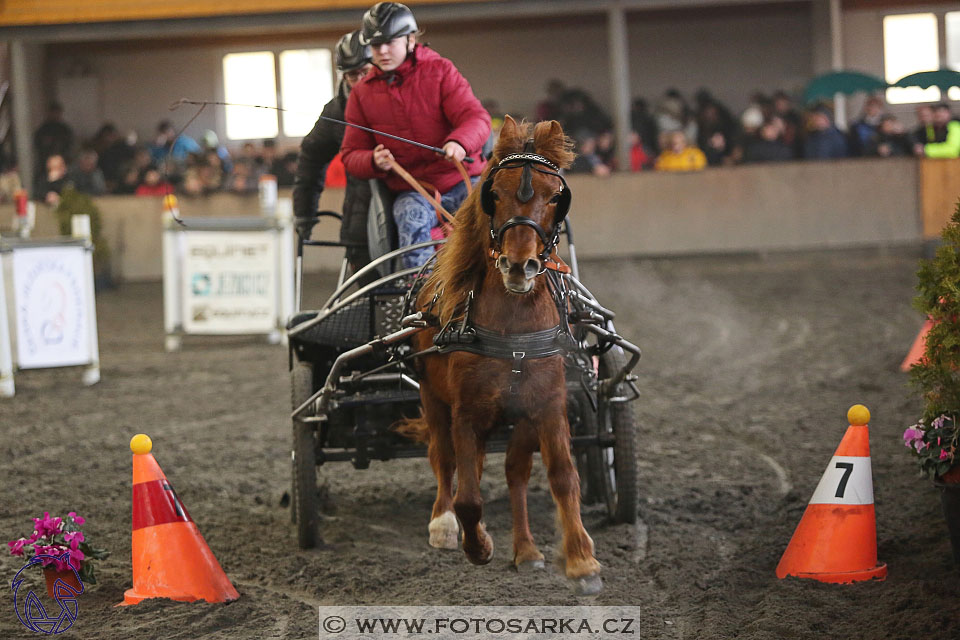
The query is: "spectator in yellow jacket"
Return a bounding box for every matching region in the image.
[923,104,960,159]
[655,131,707,172]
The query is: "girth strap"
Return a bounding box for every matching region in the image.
[434,324,569,359]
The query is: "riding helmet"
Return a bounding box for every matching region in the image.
[335,30,372,72]
[359,2,418,46]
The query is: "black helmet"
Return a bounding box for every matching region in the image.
[359,2,418,46]
[335,30,371,72]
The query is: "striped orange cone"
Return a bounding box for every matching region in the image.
[900,317,934,372]
[775,405,887,583]
[118,434,239,605]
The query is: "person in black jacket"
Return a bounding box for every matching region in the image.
[293,30,374,276]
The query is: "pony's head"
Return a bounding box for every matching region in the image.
[481,116,575,294]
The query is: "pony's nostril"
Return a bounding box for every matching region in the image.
[524,258,541,277]
[496,256,510,273]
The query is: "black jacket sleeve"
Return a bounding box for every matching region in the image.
[292,96,346,220]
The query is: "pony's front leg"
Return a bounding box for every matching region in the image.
[538,406,603,595]
[451,408,494,565]
[423,389,459,550]
[505,424,545,570]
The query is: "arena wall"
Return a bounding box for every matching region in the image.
[2,157,941,282]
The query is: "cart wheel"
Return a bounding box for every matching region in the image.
[597,348,639,524]
[291,358,320,547]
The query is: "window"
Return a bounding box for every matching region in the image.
[223,52,279,140]
[883,13,940,104]
[947,12,960,101]
[279,49,334,137]
[222,48,334,140]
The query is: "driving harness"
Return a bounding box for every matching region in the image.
[427,143,577,393]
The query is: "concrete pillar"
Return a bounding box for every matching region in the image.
[10,41,34,196]
[829,0,847,130]
[607,3,632,172]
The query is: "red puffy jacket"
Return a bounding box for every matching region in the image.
[340,45,490,193]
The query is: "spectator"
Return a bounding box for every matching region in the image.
[654,131,707,172]
[771,90,803,155]
[560,88,611,137]
[134,165,172,196]
[36,154,69,205]
[0,157,22,204]
[923,103,960,159]
[275,151,299,187]
[655,89,697,145]
[116,148,153,195]
[697,101,736,166]
[201,130,233,174]
[536,79,566,122]
[569,133,611,176]
[227,159,259,194]
[261,139,283,176]
[866,115,912,157]
[93,123,134,193]
[33,101,74,167]
[803,106,848,159]
[848,95,886,156]
[630,97,659,154]
[743,118,793,163]
[912,105,936,154]
[149,120,201,170]
[628,131,653,171]
[199,150,226,192]
[68,149,107,195]
[595,130,616,169]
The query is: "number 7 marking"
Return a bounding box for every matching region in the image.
[835,462,854,498]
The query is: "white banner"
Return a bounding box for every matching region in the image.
[181,231,278,334]
[12,246,91,369]
[809,455,874,505]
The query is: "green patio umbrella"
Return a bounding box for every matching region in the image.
[892,68,960,91]
[803,70,888,103]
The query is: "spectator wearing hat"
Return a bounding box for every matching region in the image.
[294,29,376,278]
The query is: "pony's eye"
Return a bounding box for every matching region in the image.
[548,193,561,204]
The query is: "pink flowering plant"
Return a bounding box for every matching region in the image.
[7,512,109,584]
[903,414,959,479]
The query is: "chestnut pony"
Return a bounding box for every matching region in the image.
[400,116,601,593]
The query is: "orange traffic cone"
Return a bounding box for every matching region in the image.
[119,434,240,605]
[900,317,934,372]
[775,405,887,583]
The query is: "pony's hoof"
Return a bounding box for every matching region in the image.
[571,573,603,596]
[464,534,494,565]
[515,558,545,572]
[428,512,459,550]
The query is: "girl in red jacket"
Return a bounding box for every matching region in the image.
[340,2,491,269]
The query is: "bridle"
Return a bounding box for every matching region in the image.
[480,141,572,269]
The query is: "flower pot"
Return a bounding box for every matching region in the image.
[43,567,83,599]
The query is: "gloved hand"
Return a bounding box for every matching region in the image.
[294,216,318,241]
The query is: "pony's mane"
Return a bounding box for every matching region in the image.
[422,118,574,324]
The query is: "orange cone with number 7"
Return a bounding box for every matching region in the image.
[775,405,887,583]
[119,434,239,605]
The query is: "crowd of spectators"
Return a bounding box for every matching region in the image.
[531,80,960,175]
[9,87,960,204]
[25,102,302,204]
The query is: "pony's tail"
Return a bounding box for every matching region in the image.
[393,414,431,444]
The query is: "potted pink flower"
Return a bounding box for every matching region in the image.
[7,512,109,595]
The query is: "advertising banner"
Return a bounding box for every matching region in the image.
[11,246,91,369]
[180,231,278,334]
